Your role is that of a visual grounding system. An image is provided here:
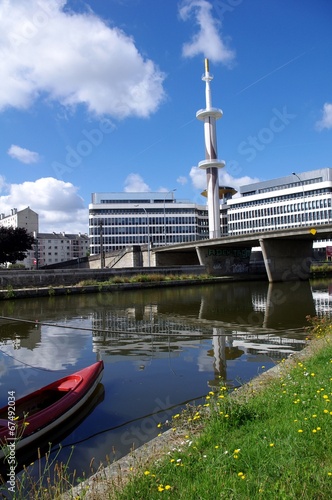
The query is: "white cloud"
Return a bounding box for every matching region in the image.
[0,177,88,233]
[0,0,166,118]
[124,173,151,192]
[7,144,40,164]
[315,103,332,131]
[177,175,188,185]
[179,0,235,65]
[189,166,259,196]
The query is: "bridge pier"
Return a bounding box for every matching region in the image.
[196,245,252,276]
[259,238,313,282]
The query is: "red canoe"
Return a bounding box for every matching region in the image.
[0,361,104,459]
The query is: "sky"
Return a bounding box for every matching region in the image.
[0,0,331,234]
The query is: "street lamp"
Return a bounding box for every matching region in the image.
[99,221,105,268]
[292,172,306,226]
[135,205,150,267]
[163,189,176,245]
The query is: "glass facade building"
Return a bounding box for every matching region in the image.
[227,168,332,236]
[89,192,210,255]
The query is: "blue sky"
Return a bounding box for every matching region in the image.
[0,0,331,233]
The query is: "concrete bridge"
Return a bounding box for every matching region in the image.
[153,224,332,282]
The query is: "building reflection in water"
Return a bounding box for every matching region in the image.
[89,280,323,388]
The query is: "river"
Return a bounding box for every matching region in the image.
[0,279,331,486]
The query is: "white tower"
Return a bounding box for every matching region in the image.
[196,59,225,239]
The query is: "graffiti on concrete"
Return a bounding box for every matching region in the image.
[207,248,251,259]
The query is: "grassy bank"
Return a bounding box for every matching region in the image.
[84,321,332,500]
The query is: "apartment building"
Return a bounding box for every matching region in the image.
[32,233,90,268]
[0,207,38,234]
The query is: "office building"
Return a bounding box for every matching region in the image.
[227,168,332,233]
[88,192,210,255]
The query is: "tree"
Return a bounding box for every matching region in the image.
[0,227,35,265]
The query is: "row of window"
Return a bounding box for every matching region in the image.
[90,216,199,226]
[255,177,322,195]
[90,208,202,216]
[90,233,200,250]
[230,199,331,221]
[229,211,331,230]
[89,224,200,237]
[231,189,332,209]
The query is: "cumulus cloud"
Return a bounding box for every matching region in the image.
[0,0,166,118]
[0,177,88,233]
[7,144,40,164]
[189,166,259,196]
[124,173,151,192]
[179,0,235,65]
[315,103,332,131]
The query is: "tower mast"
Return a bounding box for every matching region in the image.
[196,59,225,239]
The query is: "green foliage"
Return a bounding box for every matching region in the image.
[4,285,15,299]
[0,227,35,265]
[7,263,26,269]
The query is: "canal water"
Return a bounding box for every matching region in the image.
[0,279,331,486]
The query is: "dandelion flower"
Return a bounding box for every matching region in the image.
[298,429,303,433]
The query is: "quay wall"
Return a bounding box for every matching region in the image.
[0,266,206,289]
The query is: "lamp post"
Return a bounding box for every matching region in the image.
[99,221,104,268]
[135,205,150,267]
[292,172,305,226]
[163,189,176,245]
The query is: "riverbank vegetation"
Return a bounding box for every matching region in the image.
[1,319,331,499]
[77,273,212,287]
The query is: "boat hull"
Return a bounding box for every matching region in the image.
[0,361,104,460]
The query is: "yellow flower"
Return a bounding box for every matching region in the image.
[144,470,150,475]
[269,443,275,447]
[238,472,244,477]
[165,485,171,490]
[158,485,164,492]
[298,429,303,433]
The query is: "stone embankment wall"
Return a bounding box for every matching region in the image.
[0,266,205,289]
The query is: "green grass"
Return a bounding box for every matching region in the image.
[107,333,332,499]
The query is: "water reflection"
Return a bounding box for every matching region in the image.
[0,280,331,486]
